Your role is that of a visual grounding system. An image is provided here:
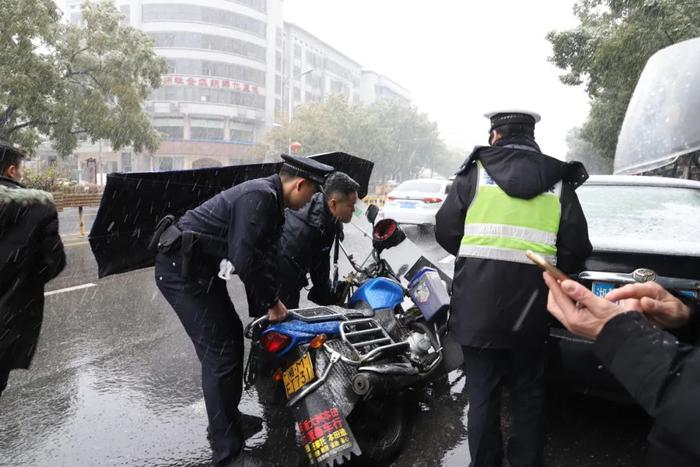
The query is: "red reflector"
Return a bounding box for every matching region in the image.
[261,332,291,353]
[422,197,442,204]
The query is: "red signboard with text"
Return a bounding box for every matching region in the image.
[161,75,261,95]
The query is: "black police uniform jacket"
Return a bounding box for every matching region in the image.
[594,311,700,466]
[177,174,285,317]
[435,138,592,349]
[278,192,342,305]
[0,176,66,370]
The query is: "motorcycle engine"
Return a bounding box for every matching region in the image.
[407,331,434,357]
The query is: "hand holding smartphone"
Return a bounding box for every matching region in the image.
[526,250,568,282]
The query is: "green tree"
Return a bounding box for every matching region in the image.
[258,96,447,183]
[0,0,166,156]
[547,0,700,163]
[565,127,612,174]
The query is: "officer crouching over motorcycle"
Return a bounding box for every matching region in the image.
[153,155,333,467]
[276,171,359,309]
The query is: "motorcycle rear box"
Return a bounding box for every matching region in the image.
[407,267,450,320]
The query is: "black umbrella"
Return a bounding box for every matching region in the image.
[89,152,374,278]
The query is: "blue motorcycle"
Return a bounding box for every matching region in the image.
[244,207,459,466]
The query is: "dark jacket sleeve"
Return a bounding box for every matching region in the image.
[40,203,66,283]
[308,233,334,305]
[555,183,592,273]
[435,169,476,256]
[228,191,280,309]
[595,312,700,462]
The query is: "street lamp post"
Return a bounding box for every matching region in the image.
[286,67,314,154]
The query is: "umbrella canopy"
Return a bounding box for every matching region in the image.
[89,152,373,278]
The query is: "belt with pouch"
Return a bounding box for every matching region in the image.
[149,216,227,278]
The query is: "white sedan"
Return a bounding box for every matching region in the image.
[380,178,452,227]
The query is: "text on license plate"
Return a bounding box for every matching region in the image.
[400,202,415,209]
[593,281,698,299]
[592,281,616,297]
[283,352,315,399]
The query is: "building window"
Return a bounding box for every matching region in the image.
[275,75,283,95]
[305,50,321,67]
[153,117,184,139]
[307,74,322,89]
[150,87,266,110]
[326,60,354,82]
[167,59,265,85]
[158,157,173,171]
[190,118,225,141]
[225,0,267,13]
[294,44,302,58]
[330,80,344,94]
[150,32,266,63]
[229,129,254,143]
[293,87,300,101]
[142,4,266,38]
[276,28,283,47]
[119,5,130,25]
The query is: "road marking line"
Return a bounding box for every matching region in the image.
[45,283,96,296]
[439,255,455,263]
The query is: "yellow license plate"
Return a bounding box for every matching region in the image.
[283,352,315,399]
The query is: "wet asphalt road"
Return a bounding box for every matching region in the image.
[0,208,650,466]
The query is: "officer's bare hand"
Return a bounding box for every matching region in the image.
[544,272,639,340]
[605,282,691,329]
[267,300,288,322]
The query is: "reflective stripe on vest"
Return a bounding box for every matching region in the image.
[458,161,562,265]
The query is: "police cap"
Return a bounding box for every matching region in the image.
[484,110,541,131]
[280,154,334,185]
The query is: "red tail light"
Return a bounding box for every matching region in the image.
[422,197,443,204]
[387,196,396,201]
[261,332,291,353]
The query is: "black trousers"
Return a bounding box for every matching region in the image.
[462,346,545,467]
[155,253,244,464]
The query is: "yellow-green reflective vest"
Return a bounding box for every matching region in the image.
[458,161,562,265]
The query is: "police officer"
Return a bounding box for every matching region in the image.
[435,111,592,467]
[277,171,359,309]
[154,155,333,467]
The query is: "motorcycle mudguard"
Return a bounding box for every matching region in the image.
[291,388,362,466]
[348,278,404,310]
[290,343,362,465]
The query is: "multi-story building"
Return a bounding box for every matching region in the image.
[61,0,410,178]
[360,70,411,106]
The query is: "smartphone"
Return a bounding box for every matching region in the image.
[526,250,568,282]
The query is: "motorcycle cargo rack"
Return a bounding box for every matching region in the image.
[339,318,408,363]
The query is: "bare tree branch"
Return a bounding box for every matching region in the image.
[0,106,16,128]
[7,119,58,134]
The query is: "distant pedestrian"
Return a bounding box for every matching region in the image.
[0,141,66,398]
